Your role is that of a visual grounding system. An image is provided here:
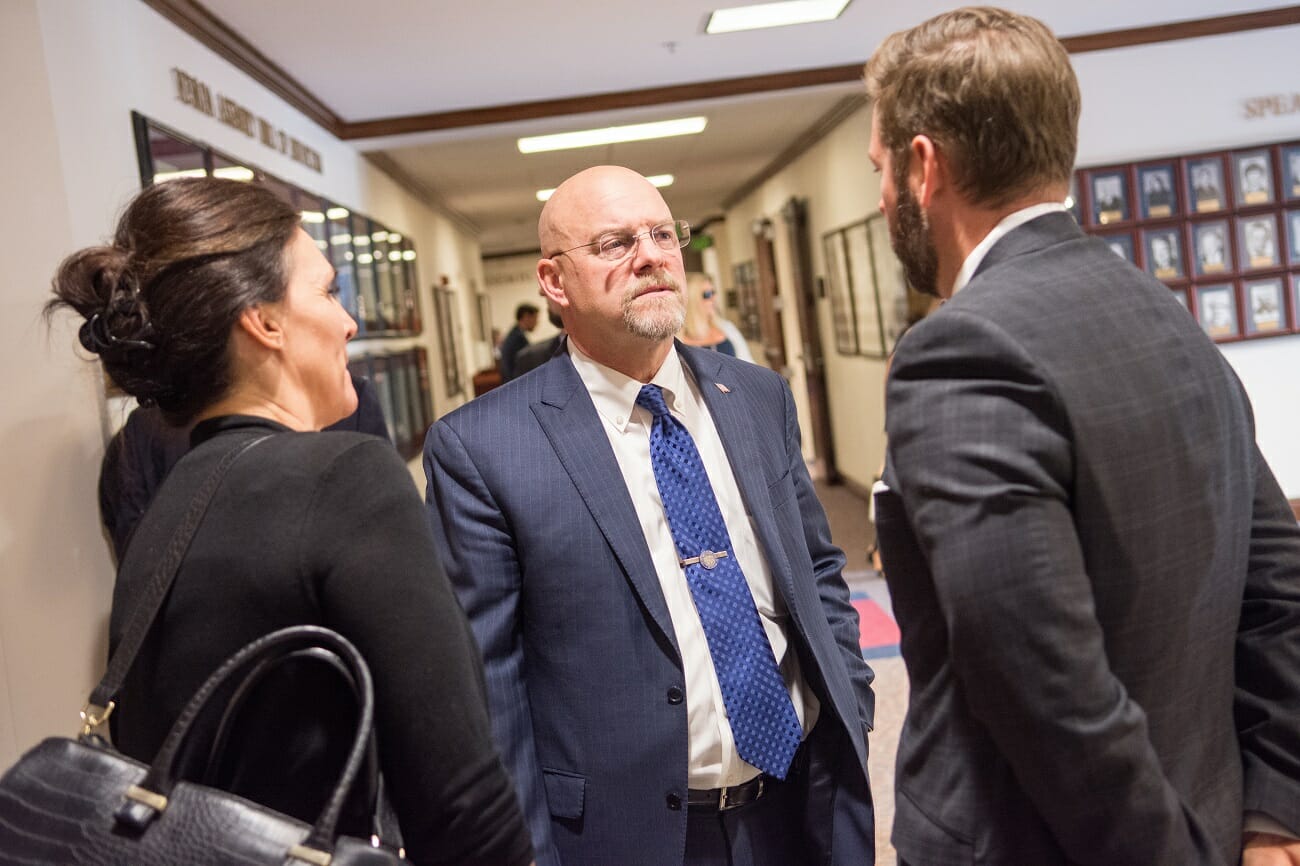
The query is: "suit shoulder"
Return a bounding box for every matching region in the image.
[435,369,548,432]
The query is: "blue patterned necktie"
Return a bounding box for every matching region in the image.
[636,383,802,779]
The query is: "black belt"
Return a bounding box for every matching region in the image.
[687,774,770,812]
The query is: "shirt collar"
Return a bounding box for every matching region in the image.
[951,202,1068,295]
[568,341,688,433]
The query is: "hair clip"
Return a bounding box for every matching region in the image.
[78,313,157,354]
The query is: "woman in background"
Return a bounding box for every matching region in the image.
[678,271,755,362]
[48,177,533,866]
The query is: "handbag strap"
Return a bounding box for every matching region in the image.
[116,626,378,859]
[85,433,270,717]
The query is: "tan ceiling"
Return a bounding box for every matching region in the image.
[188,0,1296,253]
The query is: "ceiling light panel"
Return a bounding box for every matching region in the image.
[518,117,707,154]
[706,0,851,34]
[537,173,674,202]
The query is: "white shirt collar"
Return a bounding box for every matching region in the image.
[568,341,688,433]
[951,202,1068,295]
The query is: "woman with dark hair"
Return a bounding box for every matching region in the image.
[48,177,533,866]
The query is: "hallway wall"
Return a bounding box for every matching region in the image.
[718,23,1300,497]
[0,0,488,768]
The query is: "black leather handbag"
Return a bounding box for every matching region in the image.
[0,436,404,865]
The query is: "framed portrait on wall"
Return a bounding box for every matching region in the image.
[1191,220,1233,277]
[1233,149,1275,207]
[821,231,858,355]
[844,221,884,358]
[1089,169,1130,225]
[1186,156,1227,214]
[1292,273,1300,328]
[1137,164,1178,219]
[1286,208,1300,264]
[1237,215,1280,270]
[1099,232,1136,264]
[1169,287,1189,311]
[1195,283,1238,339]
[1067,173,1082,223]
[1283,144,1300,200]
[867,214,913,354]
[1142,227,1185,281]
[1242,276,1285,335]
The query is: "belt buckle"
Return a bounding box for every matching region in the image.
[719,776,762,811]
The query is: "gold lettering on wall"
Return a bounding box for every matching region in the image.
[1242,93,1300,120]
[216,95,256,137]
[172,68,213,116]
[169,67,323,173]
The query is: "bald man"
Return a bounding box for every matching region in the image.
[424,166,875,866]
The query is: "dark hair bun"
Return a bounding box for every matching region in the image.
[47,177,300,423]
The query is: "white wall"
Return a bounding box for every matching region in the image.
[0,0,486,769]
[719,23,1300,498]
[721,108,890,491]
[0,0,114,770]
[482,252,561,354]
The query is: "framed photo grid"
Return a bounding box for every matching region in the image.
[1077,137,1300,343]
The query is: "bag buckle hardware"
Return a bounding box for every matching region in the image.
[79,701,115,736]
[288,843,333,865]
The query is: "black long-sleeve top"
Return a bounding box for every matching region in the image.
[109,415,532,866]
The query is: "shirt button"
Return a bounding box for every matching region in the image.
[666,792,682,811]
[666,687,684,704]
[615,415,625,425]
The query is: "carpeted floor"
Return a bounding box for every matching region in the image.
[814,480,905,866]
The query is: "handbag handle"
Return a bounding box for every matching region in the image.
[115,625,377,862]
[85,433,270,723]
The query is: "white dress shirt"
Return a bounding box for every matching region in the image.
[951,202,1068,296]
[569,343,818,788]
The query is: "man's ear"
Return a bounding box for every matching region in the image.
[537,258,569,309]
[236,303,285,351]
[909,134,944,208]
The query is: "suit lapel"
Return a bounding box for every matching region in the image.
[680,345,800,613]
[531,354,681,658]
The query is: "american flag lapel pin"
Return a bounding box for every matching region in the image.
[715,382,731,394]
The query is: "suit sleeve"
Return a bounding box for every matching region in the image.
[781,379,875,731]
[1235,443,1300,835]
[887,310,1205,864]
[424,420,559,866]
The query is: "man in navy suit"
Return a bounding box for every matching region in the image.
[424,165,874,866]
[866,8,1300,865]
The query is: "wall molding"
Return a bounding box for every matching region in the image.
[145,3,1300,140]
[142,0,342,135]
[722,94,867,210]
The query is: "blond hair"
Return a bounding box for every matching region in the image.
[864,6,1079,208]
[682,273,719,341]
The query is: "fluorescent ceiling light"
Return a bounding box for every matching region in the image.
[326,206,350,220]
[706,0,851,34]
[518,117,707,154]
[152,165,254,183]
[536,173,674,202]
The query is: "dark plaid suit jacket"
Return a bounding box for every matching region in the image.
[876,211,1300,865]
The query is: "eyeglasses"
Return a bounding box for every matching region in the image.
[701,290,716,300]
[550,220,690,262]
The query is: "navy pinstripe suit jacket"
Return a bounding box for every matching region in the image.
[424,343,875,866]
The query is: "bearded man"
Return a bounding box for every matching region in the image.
[866,8,1300,866]
[424,165,876,866]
